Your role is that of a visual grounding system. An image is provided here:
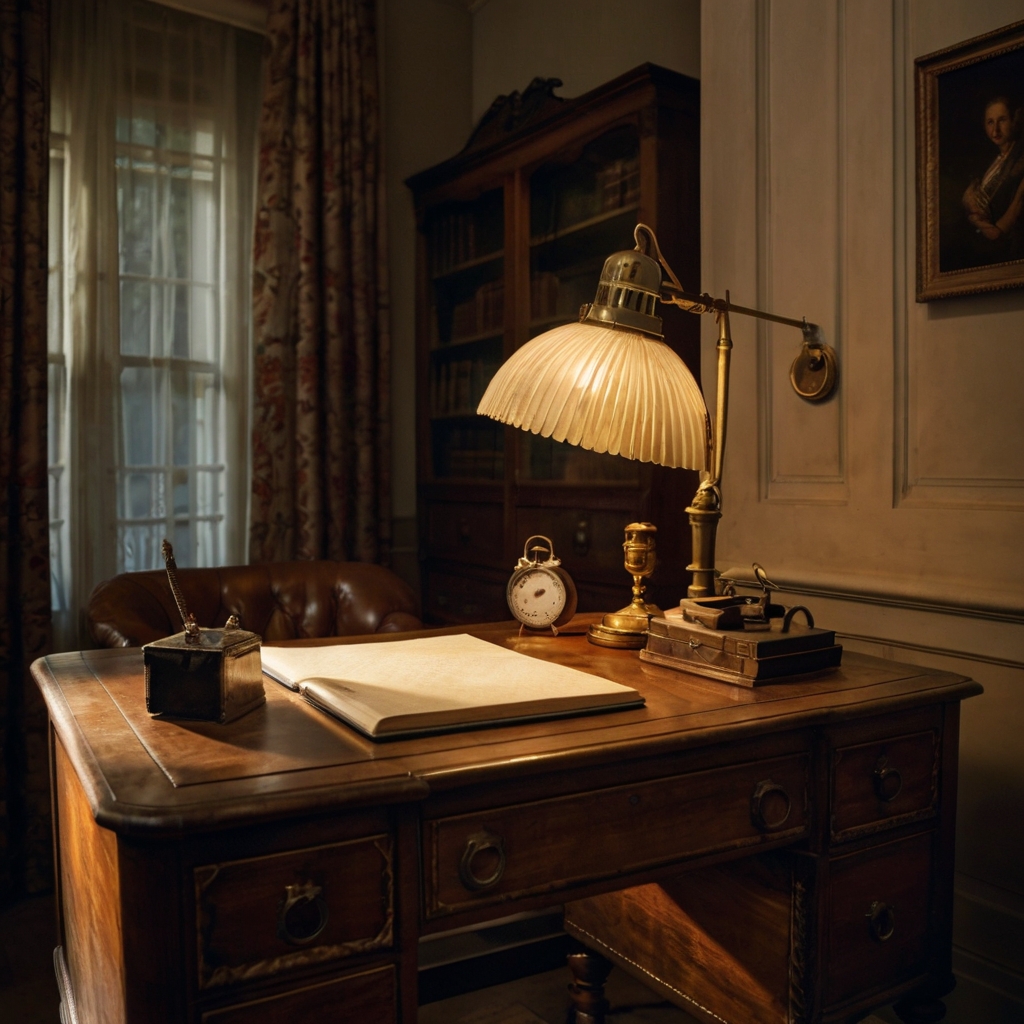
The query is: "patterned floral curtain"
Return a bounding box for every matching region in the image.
[250,0,391,564]
[0,0,52,904]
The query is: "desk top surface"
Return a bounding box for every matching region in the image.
[32,616,981,836]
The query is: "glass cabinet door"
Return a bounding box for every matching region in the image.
[520,126,642,485]
[426,187,505,480]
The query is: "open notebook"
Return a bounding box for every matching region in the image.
[260,633,644,740]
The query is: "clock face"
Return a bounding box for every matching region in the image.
[507,568,567,628]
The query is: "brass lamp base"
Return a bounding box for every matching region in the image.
[587,601,662,649]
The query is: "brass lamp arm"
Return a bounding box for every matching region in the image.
[633,222,824,345]
[660,284,824,347]
[631,222,837,598]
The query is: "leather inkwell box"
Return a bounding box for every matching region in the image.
[142,541,265,723]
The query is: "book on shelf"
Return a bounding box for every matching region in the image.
[448,448,503,478]
[530,272,559,320]
[451,297,477,340]
[431,210,478,274]
[261,633,644,740]
[596,156,640,212]
[431,358,490,416]
[476,279,504,332]
[447,280,503,342]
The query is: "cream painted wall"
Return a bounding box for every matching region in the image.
[702,0,1024,1012]
[471,0,700,122]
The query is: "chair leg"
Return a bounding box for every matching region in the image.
[566,949,612,1024]
[892,971,954,1023]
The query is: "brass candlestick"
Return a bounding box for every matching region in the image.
[588,523,662,649]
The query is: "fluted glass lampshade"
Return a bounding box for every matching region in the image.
[476,319,710,471]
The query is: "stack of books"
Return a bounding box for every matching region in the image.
[641,608,842,686]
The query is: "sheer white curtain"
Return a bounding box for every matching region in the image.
[49,0,262,648]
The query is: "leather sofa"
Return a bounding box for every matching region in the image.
[88,561,423,648]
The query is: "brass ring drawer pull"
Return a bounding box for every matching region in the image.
[277,881,329,946]
[867,900,896,942]
[459,831,506,891]
[873,756,903,802]
[751,779,792,832]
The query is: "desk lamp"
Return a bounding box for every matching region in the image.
[477,224,837,644]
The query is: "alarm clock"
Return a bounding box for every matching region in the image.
[507,535,578,635]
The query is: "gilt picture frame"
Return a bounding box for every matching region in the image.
[916,20,1024,301]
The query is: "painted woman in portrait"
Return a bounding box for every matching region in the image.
[960,96,1024,262]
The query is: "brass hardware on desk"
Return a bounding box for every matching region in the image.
[873,756,903,803]
[751,779,792,831]
[866,900,896,943]
[277,881,329,946]
[588,522,661,649]
[459,831,506,891]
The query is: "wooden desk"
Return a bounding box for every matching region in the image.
[33,619,981,1024]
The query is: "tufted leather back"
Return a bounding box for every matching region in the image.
[87,561,423,648]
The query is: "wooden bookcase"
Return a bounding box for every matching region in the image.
[407,64,700,625]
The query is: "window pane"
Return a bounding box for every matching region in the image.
[196,469,221,516]
[131,104,158,146]
[171,283,189,357]
[173,467,189,515]
[119,523,164,573]
[190,286,214,362]
[190,177,214,281]
[121,365,163,464]
[173,520,191,565]
[119,166,155,275]
[171,368,191,466]
[120,278,152,355]
[195,518,219,567]
[126,471,159,518]
[50,520,67,612]
[48,154,65,355]
[48,362,66,465]
[193,371,219,464]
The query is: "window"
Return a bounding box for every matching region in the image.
[48,0,262,647]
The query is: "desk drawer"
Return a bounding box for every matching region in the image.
[201,965,396,1023]
[425,753,809,917]
[194,835,393,989]
[825,831,933,1007]
[831,730,939,842]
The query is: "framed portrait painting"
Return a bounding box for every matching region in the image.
[916,20,1024,301]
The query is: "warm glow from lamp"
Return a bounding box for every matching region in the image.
[478,223,833,614]
[476,319,710,471]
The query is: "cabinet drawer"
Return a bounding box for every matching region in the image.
[426,500,504,565]
[424,568,509,624]
[831,730,938,841]
[194,835,393,989]
[425,753,809,917]
[201,965,396,1023]
[825,831,933,1007]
